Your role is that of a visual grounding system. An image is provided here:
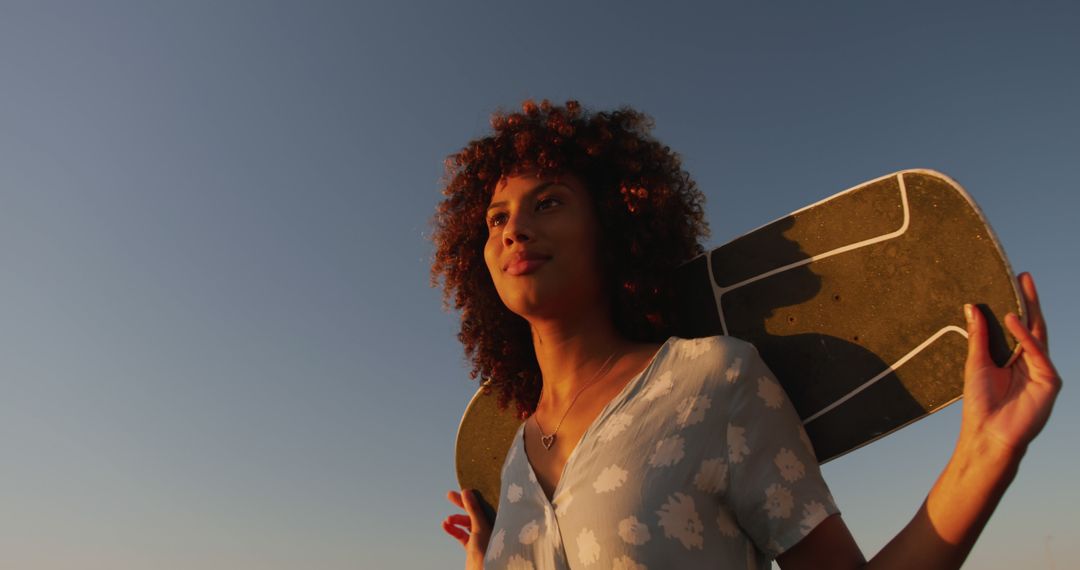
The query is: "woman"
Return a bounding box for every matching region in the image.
[433,100,1060,569]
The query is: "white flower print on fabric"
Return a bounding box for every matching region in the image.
[577,527,601,565]
[756,376,785,409]
[597,411,634,442]
[554,492,573,517]
[519,519,540,545]
[593,464,629,493]
[774,447,806,483]
[612,555,647,570]
[724,356,743,383]
[507,483,523,503]
[800,500,829,535]
[487,528,505,561]
[641,371,673,402]
[764,483,795,519]
[727,423,750,464]
[481,336,842,568]
[675,394,712,427]
[656,492,704,550]
[505,554,535,570]
[693,457,728,494]
[716,505,739,537]
[682,337,711,360]
[617,515,652,545]
[528,468,537,483]
[649,435,686,467]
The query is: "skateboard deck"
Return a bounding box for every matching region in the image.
[455,169,1024,518]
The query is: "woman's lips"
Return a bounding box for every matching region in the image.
[506,258,549,276]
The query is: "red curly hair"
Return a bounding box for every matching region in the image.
[430,99,709,418]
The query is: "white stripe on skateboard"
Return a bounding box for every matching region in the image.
[703,172,970,425]
[801,325,969,425]
[708,173,912,336]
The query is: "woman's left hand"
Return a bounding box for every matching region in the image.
[961,272,1062,455]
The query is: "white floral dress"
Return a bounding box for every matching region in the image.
[483,335,839,570]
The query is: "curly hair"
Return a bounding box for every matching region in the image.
[430,99,710,418]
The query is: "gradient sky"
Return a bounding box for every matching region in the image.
[1,1,1077,568]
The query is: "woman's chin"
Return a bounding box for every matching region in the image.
[504,298,553,321]
[497,277,600,322]
[504,296,596,324]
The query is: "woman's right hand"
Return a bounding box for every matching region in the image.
[442,489,491,569]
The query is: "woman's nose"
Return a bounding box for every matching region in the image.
[502,212,534,247]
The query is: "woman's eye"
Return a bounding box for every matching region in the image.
[537,197,561,210]
[488,213,507,228]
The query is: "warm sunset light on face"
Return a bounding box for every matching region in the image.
[483,173,604,320]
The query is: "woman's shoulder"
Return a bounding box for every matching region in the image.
[665,334,762,363]
[649,335,765,394]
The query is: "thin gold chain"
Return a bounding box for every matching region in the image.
[533,350,620,449]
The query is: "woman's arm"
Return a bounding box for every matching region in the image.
[778,438,1020,570]
[778,273,1061,570]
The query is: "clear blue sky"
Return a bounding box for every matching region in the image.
[1,1,1077,568]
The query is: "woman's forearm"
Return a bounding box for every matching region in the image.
[865,434,1022,570]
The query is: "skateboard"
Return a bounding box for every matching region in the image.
[455,169,1025,518]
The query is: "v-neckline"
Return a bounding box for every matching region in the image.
[520,336,674,506]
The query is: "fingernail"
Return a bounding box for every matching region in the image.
[964,304,973,323]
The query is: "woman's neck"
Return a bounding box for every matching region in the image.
[528,306,636,409]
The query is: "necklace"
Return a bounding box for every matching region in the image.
[533,349,620,451]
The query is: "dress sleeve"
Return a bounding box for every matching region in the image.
[719,339,841,558]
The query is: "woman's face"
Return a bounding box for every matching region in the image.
[483,172,606,321]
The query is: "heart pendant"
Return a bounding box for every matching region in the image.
[541,434,556,450]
